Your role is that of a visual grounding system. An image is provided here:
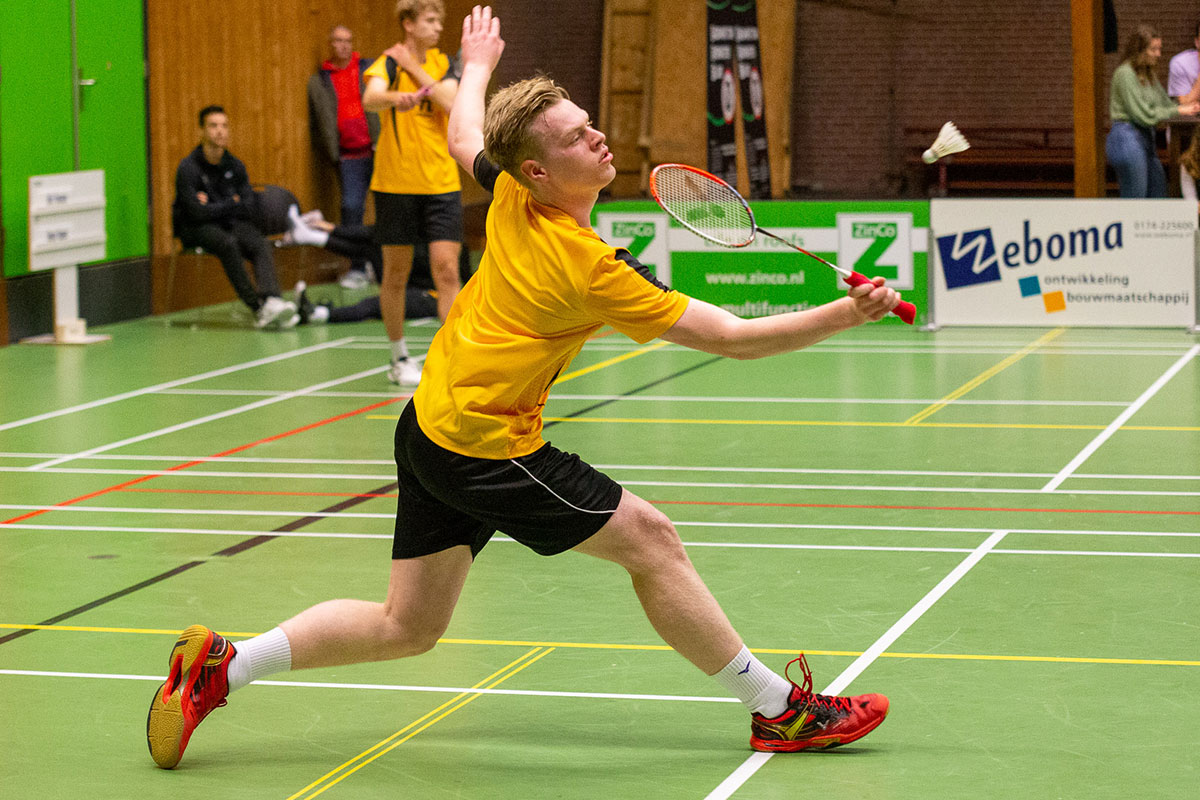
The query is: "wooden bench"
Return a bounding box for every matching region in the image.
[904,126,1123,196]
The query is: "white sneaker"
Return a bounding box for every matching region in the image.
[386,357,422,386]
[339,270,370,290]
[309,305,330,324]
[300,209,326,226]
[255,296,298,329]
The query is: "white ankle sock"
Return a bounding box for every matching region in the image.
[712,645,792,718]
[287,204,330,246]
[390,339,409,363]
[227,627,292,693]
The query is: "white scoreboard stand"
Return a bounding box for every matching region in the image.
[23,169,111,344]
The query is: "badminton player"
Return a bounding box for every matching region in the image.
[362,0,464,386]
[146,5,902,770]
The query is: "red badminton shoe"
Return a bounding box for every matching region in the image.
[146,625,235,768]
[749,654,889,752]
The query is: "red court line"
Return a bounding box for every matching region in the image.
[1,398,405,525]
[653,500,1200,517]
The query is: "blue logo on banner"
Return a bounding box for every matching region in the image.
[936,228,1000,289]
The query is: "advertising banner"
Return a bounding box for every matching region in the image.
[931,199,1195,326]
[706,4,739,185]
[595,200,929,325]
[733,3,771,198]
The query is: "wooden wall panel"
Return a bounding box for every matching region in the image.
[647,0,794,198]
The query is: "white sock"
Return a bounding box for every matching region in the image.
[712,645,792,718]
[226,627,292,693]
[390,338,409,363]
[287,204,329,246]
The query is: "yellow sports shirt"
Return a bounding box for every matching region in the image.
[414,170,690,459]
[365,49,461,195]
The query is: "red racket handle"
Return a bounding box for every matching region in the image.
[844,271,917,325]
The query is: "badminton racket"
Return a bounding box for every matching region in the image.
[648,163,917,325]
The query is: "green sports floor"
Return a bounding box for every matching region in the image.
[2,304,1198,799]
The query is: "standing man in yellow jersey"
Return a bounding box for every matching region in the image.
[362,0,463,386]
[145,7,901,771]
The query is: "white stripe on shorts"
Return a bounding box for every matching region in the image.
[508,459,620,515]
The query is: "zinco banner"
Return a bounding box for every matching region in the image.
[931,199,1195,326]
[595,200,929,325]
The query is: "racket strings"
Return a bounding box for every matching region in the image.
[653,167,754,246]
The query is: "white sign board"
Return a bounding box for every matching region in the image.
[931,199,1195,326]
[28,169,107,271]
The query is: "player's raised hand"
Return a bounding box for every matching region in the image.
[461,5,504,70]
[846,277,901,322]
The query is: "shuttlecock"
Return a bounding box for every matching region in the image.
[922,121,970,164]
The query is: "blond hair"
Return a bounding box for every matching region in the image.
[484,77,571,179]
[395,0,444,27]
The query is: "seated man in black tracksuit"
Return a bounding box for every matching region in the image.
[172,105,297,329]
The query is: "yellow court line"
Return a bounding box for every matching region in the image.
[287,646,554,800]
[903,327,1067,425]
[4,624,1196,667]
[364,414,1200,431]
[553,339,671,384]
[530,417,1200,432]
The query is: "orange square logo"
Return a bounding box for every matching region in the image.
[1042,291,1066,313]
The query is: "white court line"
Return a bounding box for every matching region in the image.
[334,340,1194,357]
[6,522,1198,558]
[705,530,1009,800]
[3,452,1196,483]
[0,669,737,704]
[25,364,402,471]
[0,337,356,433]
[4,466,1198,497]
[148,388,1132,407]
[7,505,1200,542]
[1043,345,1200,493]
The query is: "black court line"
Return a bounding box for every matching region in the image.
[544,354,725,427]
[2,355,723,647]
[0,481,398,647]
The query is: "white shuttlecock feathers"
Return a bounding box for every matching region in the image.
[922,121,970,164]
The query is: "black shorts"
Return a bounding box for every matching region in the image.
[392,401,624,559]
[373,191,464,246]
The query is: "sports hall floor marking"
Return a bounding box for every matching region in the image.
[707,530,1010,799]
[0,338,357,434]
[3,623,1195,668]
[6,454,1197,483]
[1042,344,1200,493]
[285,647,555,800]
[529,417,1200,432]
[903,328,1065,426]
[26,363,404,471]
[552,340,671,384]
[2,396,405,525]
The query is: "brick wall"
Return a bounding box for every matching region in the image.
[790,0,1200,195]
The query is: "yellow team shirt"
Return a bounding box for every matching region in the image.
[364,49,461,195]
[414,170,690,459]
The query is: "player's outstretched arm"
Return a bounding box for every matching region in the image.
[448,5,504,173]
[661,279,900,359]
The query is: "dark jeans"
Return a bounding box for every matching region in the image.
[178,219,279,309]
[1106,121,1167,198]
[338,155,374,272]
[325,223,384,275]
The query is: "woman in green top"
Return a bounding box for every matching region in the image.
[1106,24,1200,197]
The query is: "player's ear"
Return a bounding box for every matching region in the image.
[520,158,547,184]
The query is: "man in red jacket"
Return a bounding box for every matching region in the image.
[307,25,381,289]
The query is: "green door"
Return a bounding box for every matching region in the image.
[0,0,147,276]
